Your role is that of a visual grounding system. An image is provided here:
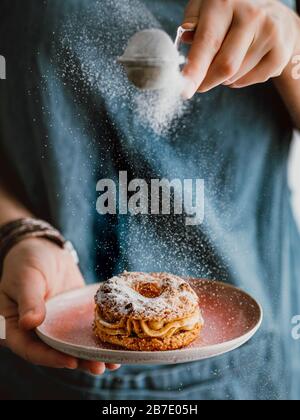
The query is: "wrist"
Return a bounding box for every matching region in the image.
[0,218,79,278]
[0,212,32,229]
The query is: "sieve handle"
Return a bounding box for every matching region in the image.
[174,26,195,50]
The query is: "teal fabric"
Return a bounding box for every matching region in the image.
[0,0,300,400]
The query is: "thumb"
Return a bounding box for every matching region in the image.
[181,1,201,46]
[182,0,202,26]
[17,267,47,330]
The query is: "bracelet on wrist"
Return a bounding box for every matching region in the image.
[0,218,79,277]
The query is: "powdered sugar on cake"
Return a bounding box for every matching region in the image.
[95,272,200,322]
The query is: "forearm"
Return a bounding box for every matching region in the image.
[274,13,300,130]
[0,181,32,226]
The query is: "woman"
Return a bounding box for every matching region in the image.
[0,0,300,400]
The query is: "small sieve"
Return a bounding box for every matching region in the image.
[118,27,194,90]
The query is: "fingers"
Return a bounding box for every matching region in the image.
[78,360,121,375]
[225,38,291,87]
[79,360,106,375]
[181,0,294,95]
[183,0,234,98]
[222,44,269,86]
[6,318,78,369]
[222,15,277,86]
[183,0,202,28]
[6,314,120,372]
[199,14,257,92]
[1,263,47,330]
[181,0,202,45]
[106,363,121,371]
[15,267,47,330]
[228,51,285,88]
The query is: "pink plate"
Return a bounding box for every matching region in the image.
[36,279,263,365]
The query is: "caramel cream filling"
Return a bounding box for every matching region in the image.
[96,309,202,339]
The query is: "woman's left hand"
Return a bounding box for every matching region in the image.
[182,0,300,98]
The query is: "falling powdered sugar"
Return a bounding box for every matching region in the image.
[119,27,188,135]
[134,72,188,135]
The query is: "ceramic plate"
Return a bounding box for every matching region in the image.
[36,279,263,365]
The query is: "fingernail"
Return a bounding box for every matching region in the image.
[223,80,233,86]
[107,364,121,371]
[182,78,197,100]
[90,368,105,376]
[181,22,197,30]
[66,360,78,370]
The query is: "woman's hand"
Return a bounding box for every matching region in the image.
[0,238,120,375]
[182,0,300,98]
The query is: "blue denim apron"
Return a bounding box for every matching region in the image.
[0,0,299,400]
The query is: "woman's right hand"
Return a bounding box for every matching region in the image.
[0,237,120,375]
